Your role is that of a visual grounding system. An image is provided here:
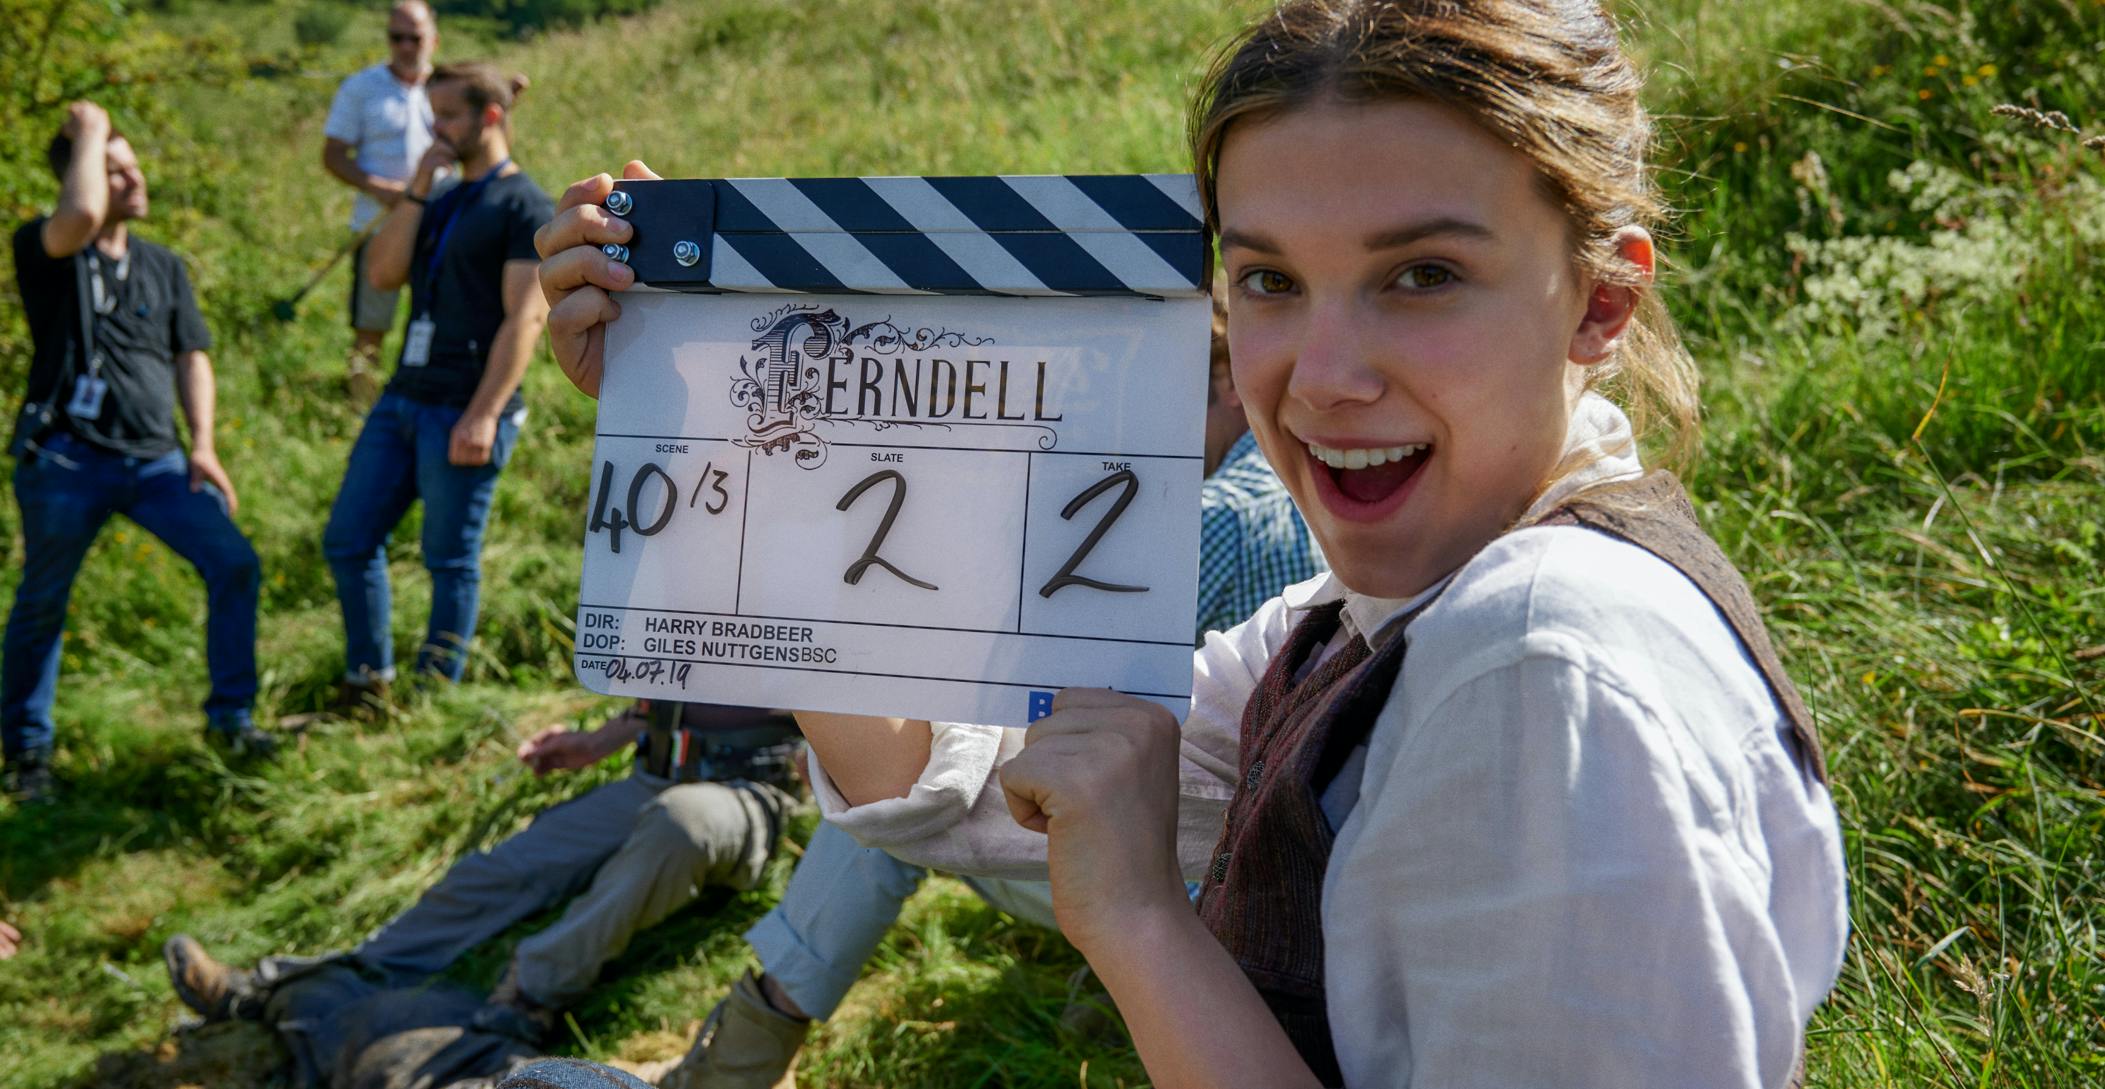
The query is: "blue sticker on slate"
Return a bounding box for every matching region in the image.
[1027,691,1056,722]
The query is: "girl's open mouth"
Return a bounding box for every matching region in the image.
[1304,439,1431,521]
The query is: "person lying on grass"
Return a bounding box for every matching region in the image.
[162,701,801,1089]
[532,2,1849,1084]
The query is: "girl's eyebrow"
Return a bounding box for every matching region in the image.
[1218,228,1279,254]
[1363,217,1495,250]
[1219,218,1495,255]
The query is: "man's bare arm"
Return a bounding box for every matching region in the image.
[364,190,422,293]
[41,102,112,259]
[175,350,239,513]
[322,137,405,205]
[445,260,546,467]
[367,142,456,291]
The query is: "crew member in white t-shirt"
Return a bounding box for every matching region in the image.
[321,0,438,401]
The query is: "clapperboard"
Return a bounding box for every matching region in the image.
[576,174,1209,726]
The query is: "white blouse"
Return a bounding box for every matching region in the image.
[809,396,1850,1088]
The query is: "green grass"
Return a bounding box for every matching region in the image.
[2,0,2103,1086]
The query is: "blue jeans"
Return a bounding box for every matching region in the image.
[321,392,521,683]
[2,433,260,759]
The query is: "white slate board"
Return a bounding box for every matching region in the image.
[575,290,1207,725]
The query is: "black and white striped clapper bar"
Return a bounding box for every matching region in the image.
[599,174,1206,297]
[578,173,1211,729]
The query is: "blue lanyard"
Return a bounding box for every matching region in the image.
[419,158,510,305]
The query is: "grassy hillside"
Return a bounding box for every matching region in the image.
[1,0,2102,1086]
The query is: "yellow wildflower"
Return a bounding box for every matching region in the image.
[1734,141,1749,153]
[1919,89,1934,100]
[1977,63,1998,77]
[1934,54,1950,67]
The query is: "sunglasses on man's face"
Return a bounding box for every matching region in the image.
[389,32,424,44]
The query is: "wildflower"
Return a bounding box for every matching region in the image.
[1871,64,1891,77]
[1963,76,1978,88]
[1923,66,1940,78]
[1934,54,1951,67]
[1977,63,1998,77]
[1734,141,1749,153]
[1919,89,1934,100]
[1790,149,1831,195]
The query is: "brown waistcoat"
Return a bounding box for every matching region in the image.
[1192,470,1828,1086]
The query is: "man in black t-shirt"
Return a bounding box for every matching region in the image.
[4,102,269,803]
[320,62,550,702]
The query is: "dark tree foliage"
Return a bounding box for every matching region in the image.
[433,0,660,36]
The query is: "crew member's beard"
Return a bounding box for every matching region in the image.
[451,125,496,175]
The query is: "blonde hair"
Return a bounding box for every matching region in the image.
[1190,0,1699,466]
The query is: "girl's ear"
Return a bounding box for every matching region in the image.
[1569,226,1654,366]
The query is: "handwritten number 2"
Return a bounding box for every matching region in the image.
[836,470,938,591]
[1039,469,1147,598]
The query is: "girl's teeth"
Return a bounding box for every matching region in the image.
[1306,441,1425,468]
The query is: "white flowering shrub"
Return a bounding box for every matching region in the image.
[1782,157,2104,344]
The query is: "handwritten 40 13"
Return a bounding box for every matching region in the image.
[587,458,1151,599]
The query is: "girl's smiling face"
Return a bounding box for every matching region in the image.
[1221,97,1612,600]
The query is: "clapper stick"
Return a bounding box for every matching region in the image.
[599,174,1206,297]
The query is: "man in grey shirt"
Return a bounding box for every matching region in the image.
[322,0,437,401]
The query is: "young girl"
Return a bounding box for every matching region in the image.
[533,2,1847,1085]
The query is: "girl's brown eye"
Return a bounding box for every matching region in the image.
[1399,264,1455,290]
[1239,269,1295,296]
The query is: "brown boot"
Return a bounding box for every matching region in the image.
[326,675,391,720]
[657,971,808,1089]
[162,934,260,1022]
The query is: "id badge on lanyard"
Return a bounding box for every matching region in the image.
[70,250,127,420]
[402,316,436,367]
[67,374,109,420]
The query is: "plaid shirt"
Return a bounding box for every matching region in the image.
[1195,431,1326,642]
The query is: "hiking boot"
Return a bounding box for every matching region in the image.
[327,676,392,721]
[206,719,278,760]
[657,971,808,1089]
[3,747,55,805]
[473,961,561,1044]
[163,934,260,1022]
